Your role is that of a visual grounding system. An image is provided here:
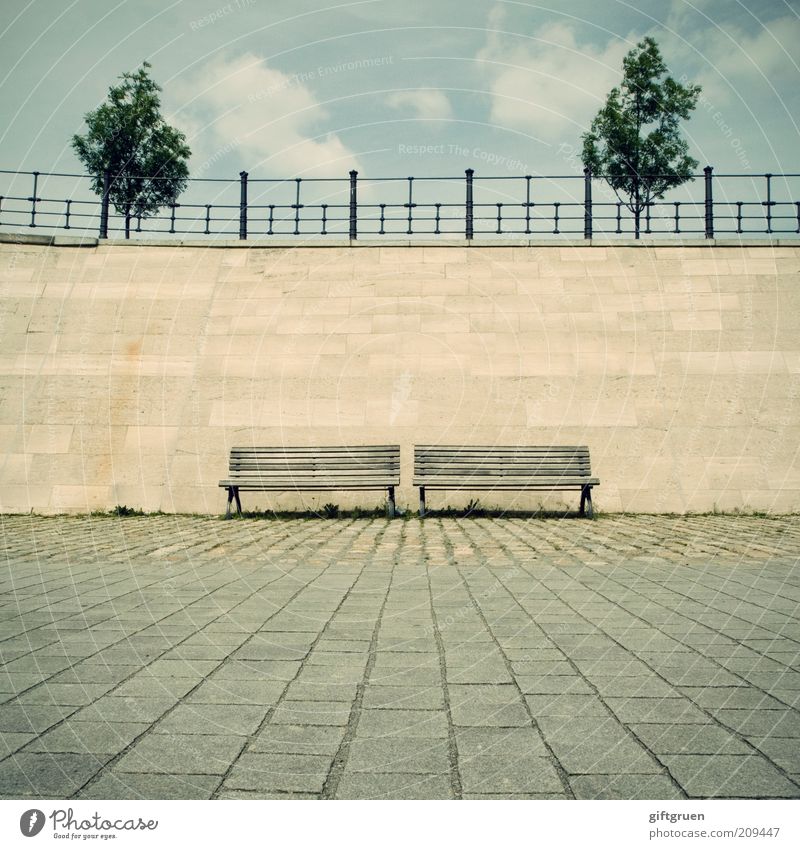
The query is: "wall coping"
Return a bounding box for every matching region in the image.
[1,231,799,250]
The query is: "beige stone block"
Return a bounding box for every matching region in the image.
[561,247,608,261]
[3,332,54,354]
[538,294,598,313]
[783,352,800,373]
[0,485,52,513]
[300,297,351,316]
[210,400,268,427]
[426,296,492,316]
[670,311,723,331]
[701,458,766,489]
[677,352,736,374]
[371,315,421,333]
[0,453,32,483]
[328,279,377,297]
[470,314,519,332]
[365,399,419,427]
[273,356,352,378]
[308,263,354,281]
[616,488,683,513]
[416,354,470,374]
[349,296,399,316]
[51,485,112,512]
[445,263,493,279]
[395,296,448,315]
[323,316,373,334]
[167,454,211,487]
[69,426,129,454]
[618,311,671,332]
[466,277,516,295]
[123,427,180,454]
[503,260,548,277]
[423,247,467,263]
[144,335,205,356]
[28,453,115,485]
[105,457,174,486]
[375,278,424,298]
[420,315,470,334]
[273,316,327,335]
[726,258,778,275]
[472,354,577,377]
[111,484,165,512]
[730,351,786,374]
[24,425,74,453]
[106,355,195,378]
[576,352,656,375]
[679,259,732,275]
[641,292,739,312]
[649,276,705,294]
[526,399,638,428]
[374,262,447,279]
[742,489,800,511]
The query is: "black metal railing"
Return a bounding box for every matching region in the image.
[1,167,798,240]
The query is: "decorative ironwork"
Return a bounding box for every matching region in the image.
[0,167,798,241]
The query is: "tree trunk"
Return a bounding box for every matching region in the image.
[124,205,131,240]
[633,177,641,240]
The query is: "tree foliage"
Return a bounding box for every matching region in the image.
[72,62,190,237]
[582,37,701,237]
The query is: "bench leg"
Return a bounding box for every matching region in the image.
[419,486,426,518]
[580,485,593,518]
[233,487,242,517]
[387,486,396,519]
[225,487,234,520]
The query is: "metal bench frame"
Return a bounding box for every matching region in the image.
[219,445,401,518]
[413,445,600,517]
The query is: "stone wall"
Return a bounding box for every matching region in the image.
[1,236,799,514]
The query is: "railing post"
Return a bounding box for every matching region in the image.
[764,173,774,234]
[465,168,474,240]
[349,170,358,240]
[704,165,714,239]
[583,167,592,239]
[99,169,111,239]
[29,171,39,228]
[239,170,248,240]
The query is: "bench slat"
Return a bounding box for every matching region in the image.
[412,477,600,486]
[415,446,589,453]
[227,480,400,487]
[230,447,400,454]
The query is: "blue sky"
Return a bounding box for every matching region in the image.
[1,0,798,184]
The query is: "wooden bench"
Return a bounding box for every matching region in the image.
[220,445,401,518]
[413,445,599,517]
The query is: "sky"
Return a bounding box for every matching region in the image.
[0,0,798,229]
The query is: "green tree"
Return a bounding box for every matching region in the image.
[582,37,701,238]
[72,62,190,238]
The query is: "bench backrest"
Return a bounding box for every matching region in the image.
[227,445,400,485]
[414,445,593,480]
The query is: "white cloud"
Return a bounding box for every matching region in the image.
[170,53,359,177]
[385,89,454,121]
[675,15,800,103]
[477,19,632,143]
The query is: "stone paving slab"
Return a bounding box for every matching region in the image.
[1,514,799,799]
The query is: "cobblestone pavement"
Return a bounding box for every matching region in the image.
[0,515,799,800]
